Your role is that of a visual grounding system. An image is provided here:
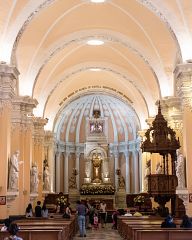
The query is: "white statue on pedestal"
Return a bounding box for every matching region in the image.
[176,149,185,189]
[8,150,22,191]
[30,163,39,193]
[143,159,151,192]
[155,162,163,174]
[43,165,50,191]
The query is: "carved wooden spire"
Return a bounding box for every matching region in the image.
[141,102,180,154]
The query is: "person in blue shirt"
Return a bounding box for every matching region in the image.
[161,215,176,228]
[180,215,192,228]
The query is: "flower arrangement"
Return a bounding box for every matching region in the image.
[80,184,115,195]
[56,195,67,206]
[133,195,145,205]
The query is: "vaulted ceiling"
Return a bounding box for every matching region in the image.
[0,0,192,131]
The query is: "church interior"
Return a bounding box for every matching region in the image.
[0,0,192,237]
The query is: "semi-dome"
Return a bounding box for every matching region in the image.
[55,93,140,143]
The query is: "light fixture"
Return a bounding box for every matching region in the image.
[89,68,102,71]
[90,0,106,3]
[86,39,104,45]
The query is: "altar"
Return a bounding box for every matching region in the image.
[68,109,126,209]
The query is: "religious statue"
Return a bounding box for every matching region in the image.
[30,163,39,193]
[176,149,185,189]
[143,159,151,192]
[8,150,22,191]
[43,165,50,191]
[69,168,78,189]
[119,175,125,189]
[90,121,103,133]
[155,162,163,174]
[92,153,102,183]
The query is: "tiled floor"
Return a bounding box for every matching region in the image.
[73,224,122,239]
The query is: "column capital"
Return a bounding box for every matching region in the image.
[0,63,19,79]
[75,151,80,158]
[159,97,183,130]
[44,131,55,146]
[32,117,48,145]
[12,96,38,124]
[174,62,192,111]
[124,150,129,158]
[0,64,20,114]
[145,117,154,128]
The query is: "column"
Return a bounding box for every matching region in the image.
[175,62,192,215]
[138,149,142,192]
[133,151,139,193]
[0,63,18,219]
[138,130,147,192]
[11,96,37,214]
[33,117,48,200]
[44,131,55,192]
[125,151,130,193]
[75,152,80,190]
[56,151,61,193]
[64,151,69,194]
[114,150,119,190]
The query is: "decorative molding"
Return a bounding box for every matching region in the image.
[136,0,182,60]
[6,191,19,202]
[11,0,56,64]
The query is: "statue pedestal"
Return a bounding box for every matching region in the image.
[69,189,80,210]
[115,190,127,209]
[30,193,38,202]
[176,188,188,215]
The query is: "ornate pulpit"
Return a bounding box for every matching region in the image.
[141,102,180,216]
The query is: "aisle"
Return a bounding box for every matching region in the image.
[73,223,123,239]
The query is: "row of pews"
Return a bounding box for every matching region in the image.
[0,214,77,240]
[117,215,192,240]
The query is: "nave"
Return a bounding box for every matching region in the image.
[73,224,122,240]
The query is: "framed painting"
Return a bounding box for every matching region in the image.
[0,196,6,205]
[189,194,192,203]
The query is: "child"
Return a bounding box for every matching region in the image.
[112,210,119,229]
[93,213,99,230]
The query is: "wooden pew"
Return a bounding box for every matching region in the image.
[14,216,77,239]
[135,229,192,240]
[0,227,63,240]
[119,220,163,239]
[117,216,182,240]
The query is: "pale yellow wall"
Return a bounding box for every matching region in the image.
[0,106,11,219]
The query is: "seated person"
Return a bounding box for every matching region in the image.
[3,223,23,240]
[133,211,142,217]
[124,209,132,216]
[41,202,49,218]
[63,203,71,218]
[1,218,10,231]
[180,215,192,228]
[161,215,176,228]
[25,203,33,218]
